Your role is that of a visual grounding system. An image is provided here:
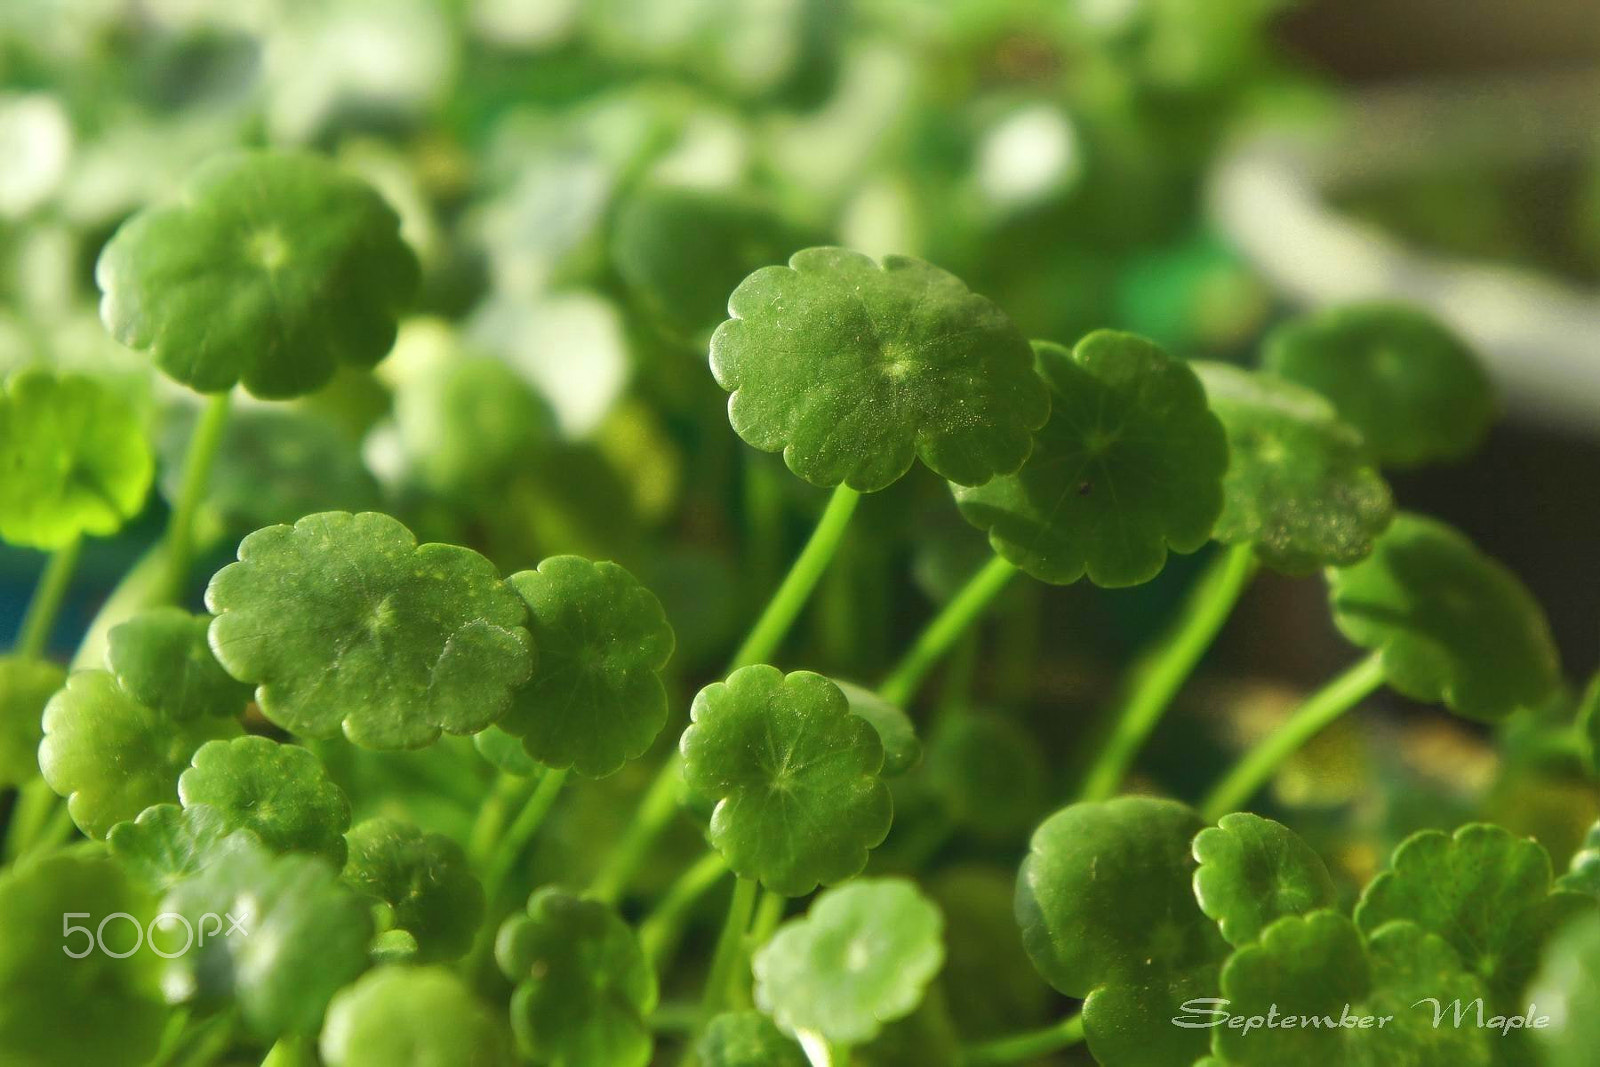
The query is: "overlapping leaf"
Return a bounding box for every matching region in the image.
[342,817,483,962]
[178,735,351,864]
[1192,812,1337,946]
[106,607,250,721]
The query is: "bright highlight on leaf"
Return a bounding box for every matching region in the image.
[1193,362,1393,574]
[498,555,674,778]
[0,369,152,549]
[1327,512,1562,722]
[753,878,944,1046]
[954,332,1227,587]
[320,965,510,1067]
[178,735,352,865]
[710,247,1049,492]
[96,150,419,399]
[1192,812,1337,946]
[343,817,484,962]
[1015,797,1227,1067]
[681,665,892,896]
[495,887,657,1067]
[106,607,251,721]
[1262,303,1495,468]
[206,511,535,750]
[38,669,239,838]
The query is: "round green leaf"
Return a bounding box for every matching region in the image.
[96,150,419,399]
[342,817,483,963]
[0,851,166,1067]
[1213,911,1491,1066]
[697,1011,807,1067]
[107,802,247,893]
[1328,513,1562,722]
[162,832,373,1037]
[106,607,251,721]
[1192,362,1393,574]
[681,665,892,896]
[753,878,944,1046]
[923,711,1045,843]
[498,556,674,778]
[1192,812,1338,947]
[0,369,153,548]
[953,333,1227,587]
[611,185,809,341]
[206,511,534,750]
[1261,303,1495,467]
[835,680,920,777]
[1016,797,1227,1067]
[320,965,510,1067]
[1354,823,1596,1014]
[178,736,351,865]
[1530,912,1600,1067]
[38,670,239,838]
[0,655,63,787]
[495,887,657,1067]
[709,247,1049,492]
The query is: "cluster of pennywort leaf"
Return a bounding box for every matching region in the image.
[0,148,1595,1067]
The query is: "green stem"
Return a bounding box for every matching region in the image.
[70,539,173,670]
[639,850,730,965]
[962,1011,1085,1065]
[593,485,861,903]
[747,888,785,953]
[728,483,860,669]
[468,773,533,867]
[1079,543,1257,801]
[482,769,569,902]
[163,391,231,605]
[15,536,82,659]
[878,555,1018,708]
[1200,653,1385,821]
[4,780,67,862]
[689,876,758,1055]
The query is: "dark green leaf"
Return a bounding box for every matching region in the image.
[1192,812,1337,946]
[836,681,920,777]
[342,817,483,962]
[923,711,1044,843]
[177,735,351,864]
[953,333,1226,586]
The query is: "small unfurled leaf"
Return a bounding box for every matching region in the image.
[178,735,351,865]
[836,681,920,776]
[0,851,166,1067]
[697,1011,807,1067]
[753,878,944,1046]
[1213,911,1490,1066]
[681,665,892,896]
[710,247,1049,492]
[38,670,239,838]
[107,802,247,893]
[320,965,510,1067]
[207,511,534,750]
[1193,362,1393,574]
[342,818,483,963]
[1016,797,1227,1067]
[162,833,373,1037]
[953,333,1226,587]
[0,656,63,787]
[495,887,656,1067]
[106,607,250,721]
[498,556,674,778]
[1192,812,1337,947]
[1328,513,1561,722]
[96,150,418,399]
[0,369,152,548]
[1262,303,1495,467]
[1529,912,1600,1067]
[1353,824,1595,1017]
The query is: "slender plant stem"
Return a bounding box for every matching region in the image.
[468,773,534,867]
[2,780,57,862]
[962,1011,1085,1065]
[14,795,75,859]
[15,536,82,659]
[70,539,173,670]
[1079,543,1258,801]
[728,483,860,669]
[482,769,569,902]
[680,876,759,1065]
[747,888,785,953]
[163,391,231,604]
[878,555,1018,708]
[1200,653,1386,821]
[593,485,862,902]
[639,851,730,965]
